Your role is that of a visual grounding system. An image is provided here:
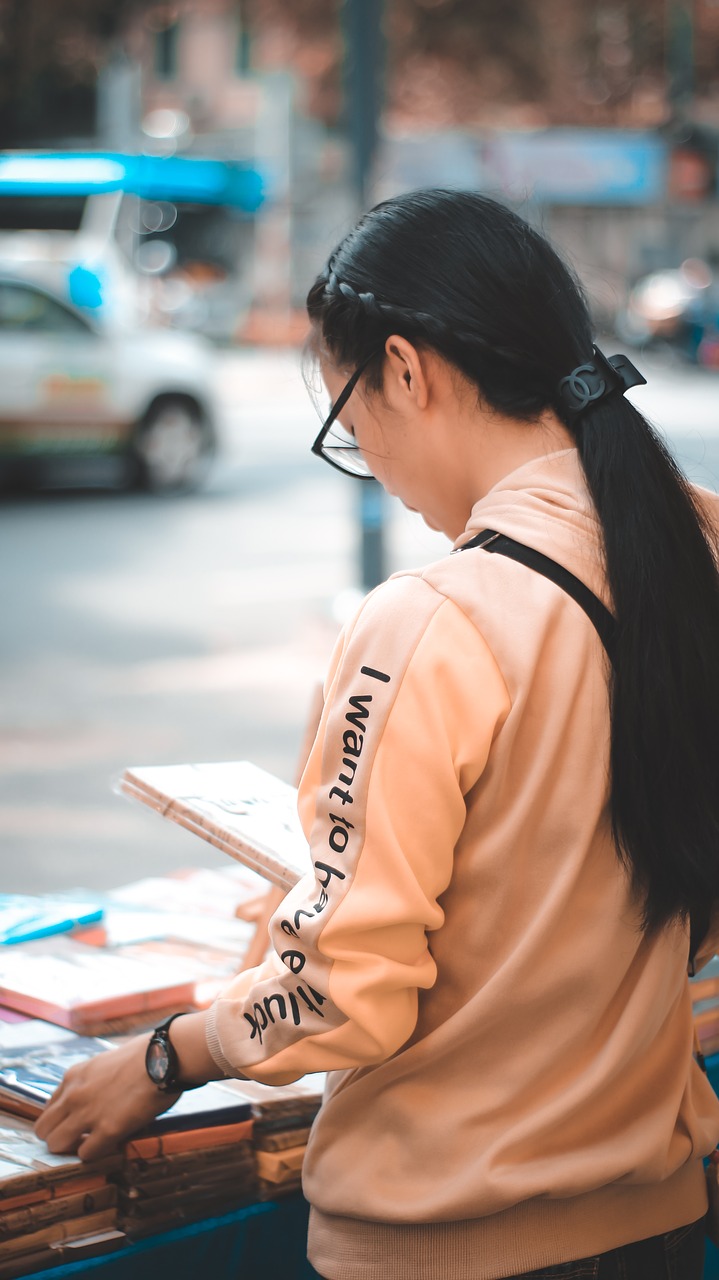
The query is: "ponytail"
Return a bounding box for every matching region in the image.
[574,395,719,933]
[307,188,719,936]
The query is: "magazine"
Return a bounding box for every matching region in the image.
[119,761,312,891]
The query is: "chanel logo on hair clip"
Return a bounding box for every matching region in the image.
[558,347,646,418]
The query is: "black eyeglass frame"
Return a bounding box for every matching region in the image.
[310,348,382,479]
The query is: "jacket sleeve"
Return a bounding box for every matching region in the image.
[205,574,510,1084]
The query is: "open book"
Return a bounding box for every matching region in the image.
[119,761,311,892]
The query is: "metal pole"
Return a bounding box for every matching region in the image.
[667,0,694,123]
[342,0,387,591]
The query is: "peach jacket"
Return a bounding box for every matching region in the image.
[206,449,719,1280]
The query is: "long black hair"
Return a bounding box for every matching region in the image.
[306,188,719,940]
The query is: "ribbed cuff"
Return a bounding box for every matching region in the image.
[204,999,239,1077]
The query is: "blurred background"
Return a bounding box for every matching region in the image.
[1,0,718,893]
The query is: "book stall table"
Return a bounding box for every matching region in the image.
[2,757,719,1280]
[15,1185,719,1280]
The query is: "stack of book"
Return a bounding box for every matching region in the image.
[0,1112,124,1279]
[0,762,312,1043]
[114,1089,257,1239]
[691,955,719,1059]
[0,760,326,1266]
[217,1075,325,1201]
[0,1016,264,1245]
[0,1009,324,1252]
[103,864,271,924]
[0,866,275,1039]
[0,935,201,1037]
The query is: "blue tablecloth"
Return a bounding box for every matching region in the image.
[25,1196,321,1280]
[702,1052,719,1280]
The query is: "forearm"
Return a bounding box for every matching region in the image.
[35,1009,242,1162]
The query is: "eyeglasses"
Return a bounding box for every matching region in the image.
[310,350,380,479]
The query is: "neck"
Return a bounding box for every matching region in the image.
[472,408,575,496]
[437,405,576,538]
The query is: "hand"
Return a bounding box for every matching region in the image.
[34,1034,180,1162]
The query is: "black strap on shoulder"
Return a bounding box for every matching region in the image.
[459,529,617,665]
[459,527,705,974]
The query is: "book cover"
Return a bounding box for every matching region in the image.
[121,1141,253,1184]
[213,1072,325,1132]
[123,1117,254,1160]
[0,1208,118,1260]
[255,1125,313,1153]
[105,865,269,921]
[0,1175,108,1215]
[119,761,311,891]
[141,1084,253,1137]
[255,1145,306,1183]
[118,1162,255,1221]
[0,1113,121,1202]
[0,1185,117,1240]
[117,1195,253,1240]
[75,908,255,959]
[118,1151,255,1203]
[0,936,199,1032]
[0,1230,126,1280]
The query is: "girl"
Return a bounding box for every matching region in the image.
[38,190,719,1280]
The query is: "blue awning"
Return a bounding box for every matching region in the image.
[0,152,265,210]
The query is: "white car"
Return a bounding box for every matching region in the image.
[0,273,219,491]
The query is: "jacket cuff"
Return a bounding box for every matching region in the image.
[205,1000,240,1077]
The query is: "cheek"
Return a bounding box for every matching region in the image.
[354,410,390,462]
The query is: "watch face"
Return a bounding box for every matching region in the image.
[146,1038,171,1085]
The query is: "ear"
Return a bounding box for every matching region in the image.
[383,335,429,411]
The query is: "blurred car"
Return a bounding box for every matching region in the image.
[617,258,719,368]
[0,272,218,491]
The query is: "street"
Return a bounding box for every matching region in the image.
[0,349,447,893]
[0,347,717,895]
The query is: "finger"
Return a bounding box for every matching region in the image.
[35,1096,71,1141]
[35,1071,78,1136]
[76,1128,121,1163]
[40,1113,90,1155]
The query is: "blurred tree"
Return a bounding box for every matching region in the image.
[387,0,673,128]
[248,0,719,130]
[1,0,719,145]
[0,0,141,146]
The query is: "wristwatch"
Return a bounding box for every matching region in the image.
[145,1013,193,1093]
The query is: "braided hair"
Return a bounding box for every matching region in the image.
[306,189,719,942]
[308,192,587,418]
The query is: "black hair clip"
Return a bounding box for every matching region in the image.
[558,347,646,418]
